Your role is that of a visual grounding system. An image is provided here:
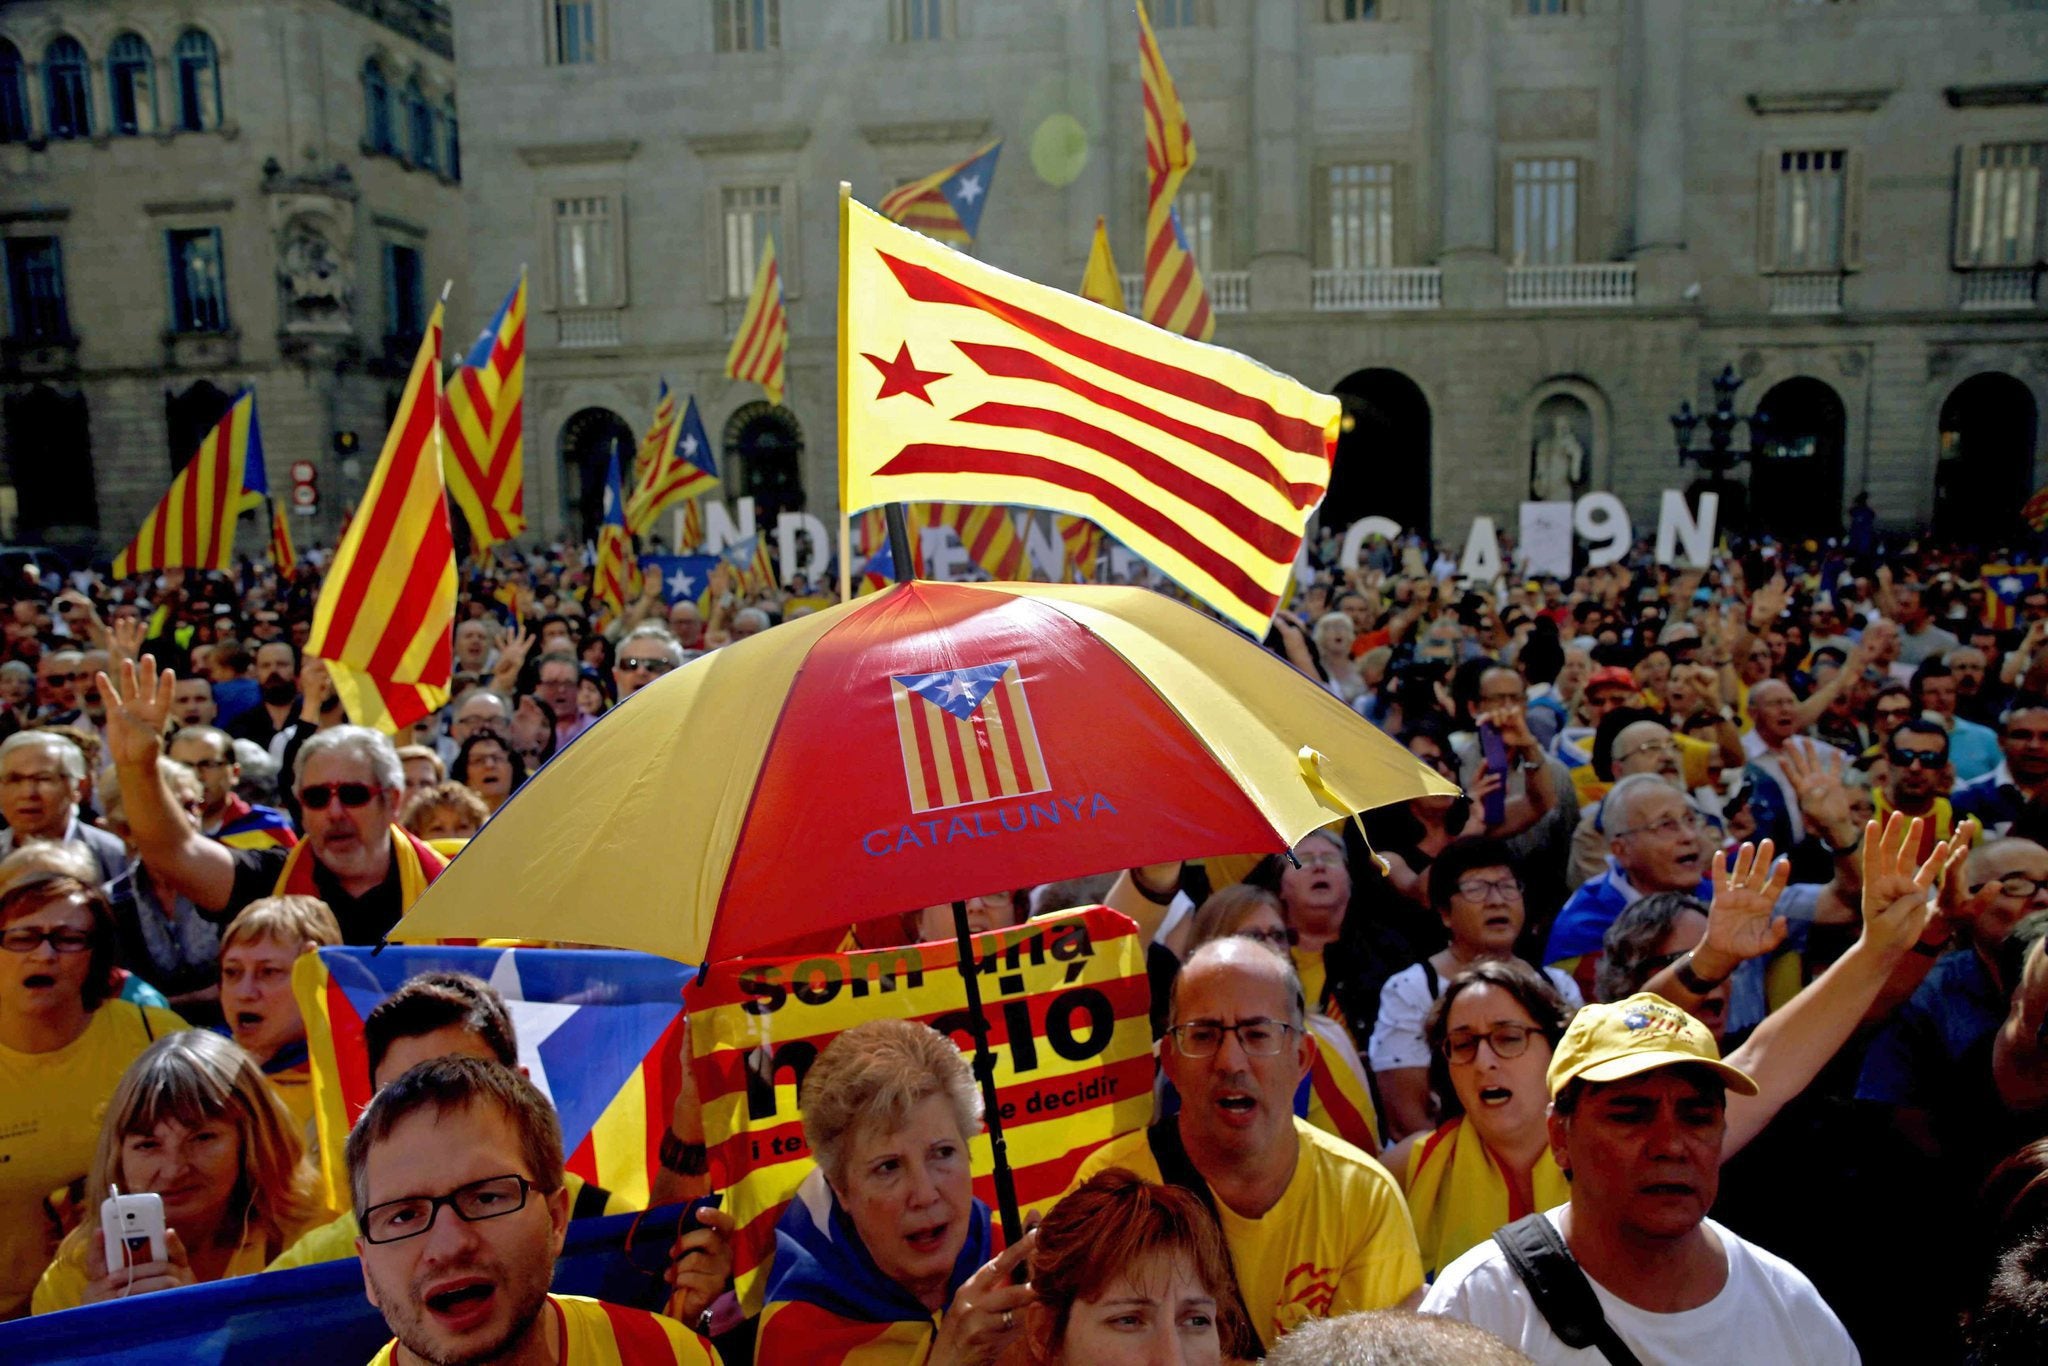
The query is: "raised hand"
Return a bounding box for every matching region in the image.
[109,613,148,667]
[928,1230,1037,1366]
[663,1205,736,1327]
[98,655,173,767]
[1694,839,1793,981]
[490,622,534,691]
[1782,742,1856,844]
[1858,812,1956,959]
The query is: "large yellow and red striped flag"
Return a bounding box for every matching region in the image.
[268,498,296,577]
[914,503,1026,579]
[307,301,455,732]
[839,195,1338,636]
[725,236,787,405]
[441,271,527,550]
[1080,215,1126,313]
[1138,2,1214,341]
[633,381,681,498]
[111,390,267,580]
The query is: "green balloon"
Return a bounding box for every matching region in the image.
[1030,113,1090,188]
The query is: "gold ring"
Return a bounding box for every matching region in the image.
[1002,1309,1015,1332]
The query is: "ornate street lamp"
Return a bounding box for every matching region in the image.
[1671,364,1771,524]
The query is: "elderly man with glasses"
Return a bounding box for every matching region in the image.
[98,658,449,946]
[0,730,125,883]
[532,651,597,750]
[1049,937,1423,1356]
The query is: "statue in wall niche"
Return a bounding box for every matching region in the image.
[278,221,352,327]
[1529,407,1588,503]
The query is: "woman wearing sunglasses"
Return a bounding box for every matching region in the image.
[0,861,189,1319]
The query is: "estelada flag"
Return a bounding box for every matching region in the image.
[293,945,688,1214]
[441,271,527,550]
[839,194,1338,636]
[628,394,720,536]
[1983,564,2046,629]
[685,906,1155,1313]
[307,301,456,732]
[111,390,267,580]
[877,140,1003,248]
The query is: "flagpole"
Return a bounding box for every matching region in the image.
[837,181,854,602]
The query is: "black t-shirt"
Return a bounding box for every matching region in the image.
[220,844,405,945]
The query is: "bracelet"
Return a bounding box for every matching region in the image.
[1672,950,1730,995]
[1819,831,1864,858]
[659,1130,709,1176]
[1128,868,1178,906]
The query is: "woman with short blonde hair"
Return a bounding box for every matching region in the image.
[31,1030,327,1312]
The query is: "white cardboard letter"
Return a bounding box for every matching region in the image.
[1338,516,1406,571]
[1655,490,1718,568]
[701,497,756,556]
[1459,517,1502,585]
[1574,493,1631,569]
[776,512,830,582]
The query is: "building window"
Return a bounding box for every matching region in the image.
[1959,143,2044,268]
[722,185,782,297]
[1510,158,1578,265]
[0,42,29,143]
[167,229,229,334]
[444,100,460,181]
[1774,149,1847,271]
[107,34,156,136]
[384,242,425,343]
[1325,0,1380,19]
[44,37,91,140]
[404,80,435,169]
[550,1,599,64]
[1174,172,1221,274]
[1522,0,1570,13]
[1154,0,1217,26]
[1324,163,1395,269]
[554,197,618,307]
[363,62,395,154]
[715,0,781,52]
[5,238,70,341]
[174,31,221,132]
[893,0,950,42]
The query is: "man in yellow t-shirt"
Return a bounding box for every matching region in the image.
[1063,939,1422,1354]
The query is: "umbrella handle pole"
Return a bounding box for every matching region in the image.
[951,900,1025,1248]
[886,503,918,582]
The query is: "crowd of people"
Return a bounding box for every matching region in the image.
[3,526,2048,1364]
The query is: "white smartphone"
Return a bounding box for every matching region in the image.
[100,1191,167,1271]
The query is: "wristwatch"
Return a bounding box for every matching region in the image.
[1672,950,1729,995]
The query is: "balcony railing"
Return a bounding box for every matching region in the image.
[1506,263,1637,308]
[1118,270,1250,315]
[1768,272,1844,315]
[1311,267,1442,311]
[1960,268,2041,311]
[557,308,622,348]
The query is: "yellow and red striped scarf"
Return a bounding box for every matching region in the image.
[1404,1115,1572,1280]
[272,824,447,908]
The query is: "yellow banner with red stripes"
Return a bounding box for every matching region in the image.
[683,906,1155,1313]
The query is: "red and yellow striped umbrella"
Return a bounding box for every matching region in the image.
[392,580,1455,962]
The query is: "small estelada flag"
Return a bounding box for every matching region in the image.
[888,661,1051,815]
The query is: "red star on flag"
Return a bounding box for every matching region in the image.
[862,342,950,404]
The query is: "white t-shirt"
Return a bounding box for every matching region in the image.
[1420,1207,1859,1365]
[1368,961,1582,1072]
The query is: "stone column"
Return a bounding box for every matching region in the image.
[1248,0,1309,309]
[1630,0,1690,302]
[1063,2,1114,283]
[1435,0,1501,308]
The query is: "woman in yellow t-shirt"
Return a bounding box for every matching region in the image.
[30,1030,329,1314]
[0,858,188,1320]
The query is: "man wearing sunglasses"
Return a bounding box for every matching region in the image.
[33,648,85,725]
[348,1057,720,1366]
[1876,720,1956,861]
[101,658,447,945]
[612,625,685,703]
[1056,938,1423,1354]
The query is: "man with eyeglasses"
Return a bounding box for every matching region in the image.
[0,730,124,882]
[1955,698,2048,841]
[613,625,685,702]
[101,658,448,945]
[1059,938,1423,1352]
[533,651,597,750]
[1858,837,2048,1152]
[166,725,297,852]
[348,1057,721,1366]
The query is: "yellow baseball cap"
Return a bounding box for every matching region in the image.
[1546,994,1759,1098]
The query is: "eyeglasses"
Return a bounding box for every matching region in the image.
[1445,1023,1538,1064]
[1293,850,1346,870]
[0,771,69,790]
[617,656,675,675]
[361,1174,537,1245]
[1887,747,1949,770]
[1614,812,1704,841]
[41,672,85,684]
[1167,1018,1299,1058]
[1454,876,1524,904]
[1618,739,1679,761]
[1234,927,1292,949]
[1971,874,2048,900]
[298,781,377,810]
[1873,706,1913,720]
[1,925,94,953]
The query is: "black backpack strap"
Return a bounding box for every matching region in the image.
[138,1000,156,1041]
[1491,1213,1644,1366]
[1148,1116,1265,1360]
[1422,959,1440,1000]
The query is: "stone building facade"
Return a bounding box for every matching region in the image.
[451,0,2047,551]
[0,0,467,557]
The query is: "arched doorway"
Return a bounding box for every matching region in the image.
[557,406,632,542]
[721,402,805,532]
[1750,378,1846,539]
[1327,369,1431,536]
[1935,373,2038,544]
[165,381,232,473]
[2,385,98,537]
